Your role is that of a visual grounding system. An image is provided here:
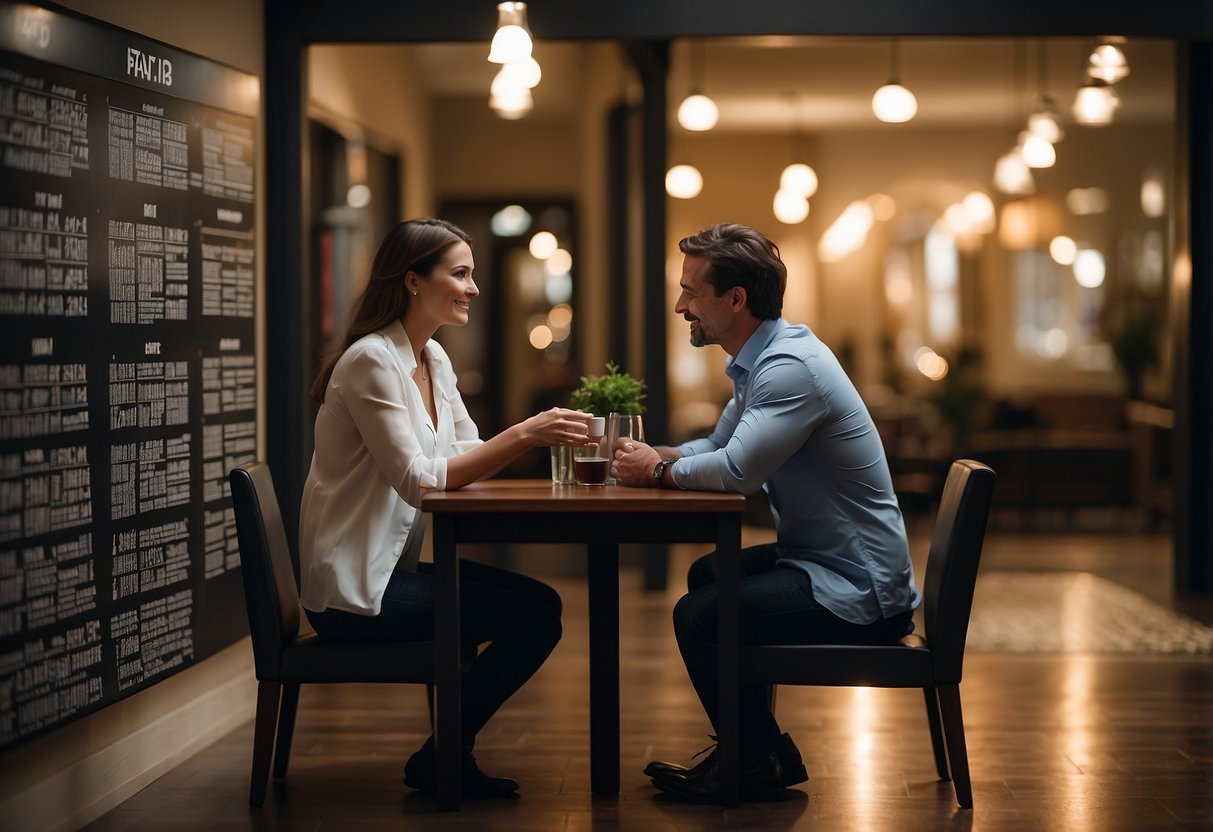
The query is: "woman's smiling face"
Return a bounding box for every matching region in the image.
[410,241,478,327]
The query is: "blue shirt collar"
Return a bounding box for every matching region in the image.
[726,318,785,380]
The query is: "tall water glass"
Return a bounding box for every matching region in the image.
[606,413,644,484]
[550,445,575,484]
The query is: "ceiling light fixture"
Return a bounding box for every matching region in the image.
[1026,42,1065,145]
[1072,78,1120,126]
[779,164,818,199]
[489,85,533,119]
[488,2,532,64]
[773,94,817,225]
[1027,97,1065,144]
[1018,129,1057,168]
[871,39,918,124]
[993,150,1035,195]
[773,190,810,224]
[665,164,703,199]
[676,40,718,131]
[487,3,540,119]
[1086,40,1130,84]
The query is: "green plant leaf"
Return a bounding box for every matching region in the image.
[569,361,646,416]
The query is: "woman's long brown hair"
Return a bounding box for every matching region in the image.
[310,218,472,403]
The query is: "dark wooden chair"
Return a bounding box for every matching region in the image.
[739,459,996,808]
[229,462,461,806]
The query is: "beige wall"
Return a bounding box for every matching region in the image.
[309,45,433,218]
[0,3,264,830]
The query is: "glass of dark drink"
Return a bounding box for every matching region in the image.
[574,454,610,485]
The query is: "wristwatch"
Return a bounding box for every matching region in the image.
[652,458,677,489]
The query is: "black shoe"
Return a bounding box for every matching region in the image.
[645,733,807,788]
[652,747,787,804]
[643,736,718,780]
[403,742,520,799]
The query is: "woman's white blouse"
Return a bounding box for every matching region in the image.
[299,322,482,615]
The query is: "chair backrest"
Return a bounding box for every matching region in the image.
[921,459,996,683]
[230,462,301,680]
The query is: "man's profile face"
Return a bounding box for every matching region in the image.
[674,254,735,349]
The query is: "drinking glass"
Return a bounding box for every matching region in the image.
[605,413,644,484]
[550,445,575,484]
[573,416,609,485]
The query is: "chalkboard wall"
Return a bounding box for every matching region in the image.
[0,1,257,750]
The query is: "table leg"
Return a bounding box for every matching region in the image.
[587,542,620,794]
[716,513,742,805]
[433,514,462,811]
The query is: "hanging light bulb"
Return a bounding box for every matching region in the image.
[962,190,996,234]
[772,189,810,224]
[1087,42,1130,84]
[1027,96,1065,143]
[1072,79,1120,126]
[490,86,533,120]
[677,94,718,131]
[994,150,1035,195]
[872,39,917,123]
[492,57,542,92]
[488,2,532,64]
[779,163,818,198]
[677,40,718,131]
[872,83,918,123]
[665,164,703,199]
[1018,130,1057,168]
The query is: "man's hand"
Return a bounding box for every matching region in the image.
[611,438,661,487]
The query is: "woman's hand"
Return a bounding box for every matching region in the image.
[519,407,597,447]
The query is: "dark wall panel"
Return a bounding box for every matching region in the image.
[0,1,258,749]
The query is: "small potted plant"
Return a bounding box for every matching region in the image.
[570,361,646,418]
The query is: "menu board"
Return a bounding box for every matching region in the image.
[0,2,258,749]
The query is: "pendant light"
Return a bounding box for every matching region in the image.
[488,2,532,64]
[773,94,817,225]
[665,164,703,199]
[1086,40,1130,84]
[486,2,540,120]
[1026,42,1064,145]
[676,40,718,132]
[871,39,918,124]
[1072,78,1120,126]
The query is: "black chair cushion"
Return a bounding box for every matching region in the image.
[277,634,440,683]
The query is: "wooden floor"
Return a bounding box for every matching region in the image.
[83,515,1213,831]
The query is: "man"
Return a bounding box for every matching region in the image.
[612,223,920,803]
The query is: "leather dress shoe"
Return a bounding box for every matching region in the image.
[403,742,520,799]
[645,733,808,788]
[652,747,788,803]
[644,737,718,780]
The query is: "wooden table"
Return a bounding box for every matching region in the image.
[421,480,746,810]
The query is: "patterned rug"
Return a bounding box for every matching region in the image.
[966,571,1213,655]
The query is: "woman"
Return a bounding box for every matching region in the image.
[299,218,592,798]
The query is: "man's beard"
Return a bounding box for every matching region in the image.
[688,318,708,348]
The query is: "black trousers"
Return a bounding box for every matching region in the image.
[674,544,913,751]
[307,558,562,744]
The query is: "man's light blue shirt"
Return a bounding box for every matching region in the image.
[671,318,920,625]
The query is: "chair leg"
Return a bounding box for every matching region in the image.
[426,683,436,734]
[250,681,282,807]
[922,686,950,781]
[272,683,301,781]
[937,683,973,809]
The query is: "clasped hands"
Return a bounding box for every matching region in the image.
[611,438,661,487]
